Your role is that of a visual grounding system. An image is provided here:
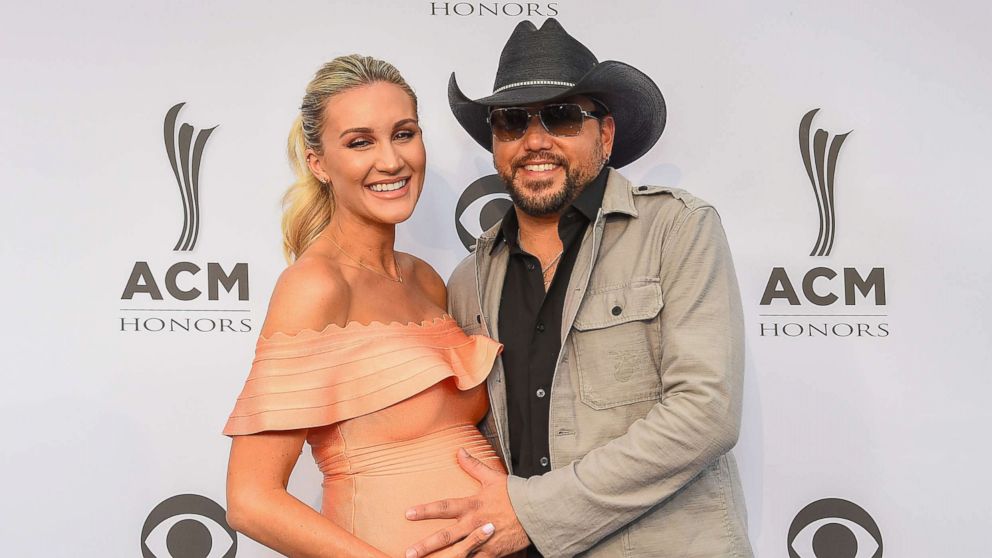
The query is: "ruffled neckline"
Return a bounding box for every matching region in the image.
[259,314,455,342]
[223,313,500,436]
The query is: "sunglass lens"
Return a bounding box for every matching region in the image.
[490,108,530,141]
[540,104,584,136]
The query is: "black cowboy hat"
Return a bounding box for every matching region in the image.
[448,18,666,168]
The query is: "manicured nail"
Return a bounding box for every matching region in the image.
[405,509,416,519]
[483,523,495,535]
[405,549,417,558]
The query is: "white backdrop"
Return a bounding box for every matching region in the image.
[2,0,991,556]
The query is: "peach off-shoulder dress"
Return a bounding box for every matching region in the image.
[223,315,504,557]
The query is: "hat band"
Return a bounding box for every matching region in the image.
[492,79,575,94]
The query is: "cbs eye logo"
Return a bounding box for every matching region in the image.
[455,174,512,251]
[141,494,237,558]
[788,498,882,558]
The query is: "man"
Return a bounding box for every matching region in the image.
[406,18,753,558]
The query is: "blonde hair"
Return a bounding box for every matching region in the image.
[282,54,418,261]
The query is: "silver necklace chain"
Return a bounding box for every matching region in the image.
[324,234,403,283]
[542,250,564,274]
[519,231,564,288]
[542,252,563,290]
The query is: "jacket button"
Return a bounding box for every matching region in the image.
[476,314,482,324]
[540,457,549,467]
[536,322,546,332]
[611,306,622,316]
[536,388,546,398]
[638,185,648,192]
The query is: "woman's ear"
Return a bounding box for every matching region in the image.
[306,149,329,184]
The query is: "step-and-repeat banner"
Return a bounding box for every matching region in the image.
[3,1,990,556]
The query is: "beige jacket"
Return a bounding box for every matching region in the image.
[447,169,753,558]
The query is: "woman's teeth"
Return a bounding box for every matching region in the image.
[368,179,407,192]
[524,163,556,172]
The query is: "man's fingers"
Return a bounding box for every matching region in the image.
[406,496,467,521]
[405,522,474,558]
[453,522,495,556]
[421,523,495,558]
[456,448,500,483]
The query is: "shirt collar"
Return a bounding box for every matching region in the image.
[571,166,609,221]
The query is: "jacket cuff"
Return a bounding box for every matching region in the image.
[507,475,559,558]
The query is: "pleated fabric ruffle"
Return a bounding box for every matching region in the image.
[223,315,500,435]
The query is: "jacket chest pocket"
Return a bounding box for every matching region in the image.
[571,278,663,410]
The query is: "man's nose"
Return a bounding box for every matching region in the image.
[521,114,553,151]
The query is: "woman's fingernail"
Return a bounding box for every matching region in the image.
[483,523,495,535]
[406,549,417,558]
[405,509,416,519]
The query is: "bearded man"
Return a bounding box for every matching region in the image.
[406,18,754,558]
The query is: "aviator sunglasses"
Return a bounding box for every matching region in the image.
[487,102,608,141]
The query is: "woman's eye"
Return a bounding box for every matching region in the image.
[347,138,371,148]
[394,130,416,141]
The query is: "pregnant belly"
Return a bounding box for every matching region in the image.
[318,424,504,557]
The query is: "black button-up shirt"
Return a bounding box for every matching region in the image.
[495,170,607,558]
[495,169,608,474]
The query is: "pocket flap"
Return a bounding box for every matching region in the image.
[573,278,663,331]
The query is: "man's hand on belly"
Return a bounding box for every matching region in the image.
[404,448,530,558]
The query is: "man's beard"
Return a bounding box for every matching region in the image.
[497,142,604,217]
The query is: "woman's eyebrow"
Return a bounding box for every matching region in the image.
[339,119,418,137]
[339,127,373,138]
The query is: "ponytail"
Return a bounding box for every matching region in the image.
[281,115,333,262]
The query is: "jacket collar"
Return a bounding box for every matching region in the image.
[600,167,638,218]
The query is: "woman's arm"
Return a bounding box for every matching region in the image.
[226,430,390,558]
[225,258,389,558]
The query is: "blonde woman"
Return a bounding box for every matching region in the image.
[223,55,503,557]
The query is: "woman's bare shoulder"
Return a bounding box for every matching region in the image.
[399,253,447,310]
[260,255,350,337]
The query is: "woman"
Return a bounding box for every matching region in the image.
[223,55,502,557]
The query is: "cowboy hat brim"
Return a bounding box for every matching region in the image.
[448,60,666,168]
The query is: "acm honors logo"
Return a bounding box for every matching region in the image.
[758,109,888,339]
[428,1,559,17]
[788,498,882,558]
[141,494,237,558]
[119,103,252,334]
